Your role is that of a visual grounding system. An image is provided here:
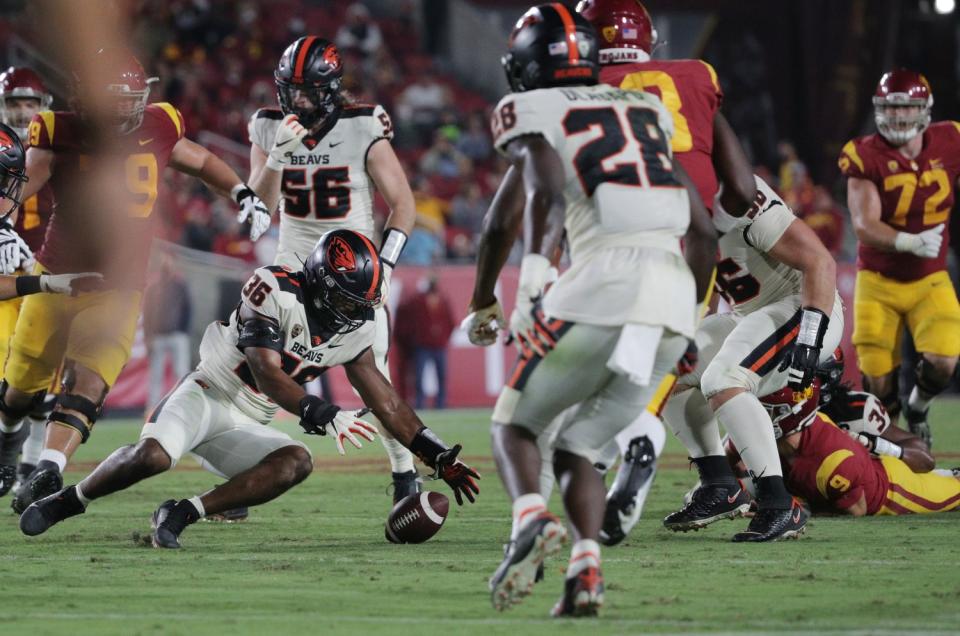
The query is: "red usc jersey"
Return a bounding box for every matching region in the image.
[26,104,185,285]
[15,183,54,253]
[839,121,960,281]
[783,415,888,514]
[600,59,723,210]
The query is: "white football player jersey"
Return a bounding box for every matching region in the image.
[490,84,697,335]
[196,266,374,423]
[248,104,393,269]
[712,176,807,316]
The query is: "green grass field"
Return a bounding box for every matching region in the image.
[3,401,960,636]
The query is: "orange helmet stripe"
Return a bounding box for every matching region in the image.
[354,231,382,301]
[551,3,580,64]
[293,36,318,82]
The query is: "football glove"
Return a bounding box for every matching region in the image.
[894,224,943,259]
[40,272,104,296]
[266,114,308,170]
[675,340,699,376]
[780,308,829,391]
[299,395,341,435]
[0,221,32,275]
[328,410,378,455]
[233,184,271,242]
[509,254,558,358]
[461,298,506,346]
[409,426,480,505]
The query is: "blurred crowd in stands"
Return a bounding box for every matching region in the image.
[136,0,847,266]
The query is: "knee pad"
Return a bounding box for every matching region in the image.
[700,362,754,399]
[0,380,46,421]
[50,392,105,444]
[864,372,900,420]
[915,357,953,397]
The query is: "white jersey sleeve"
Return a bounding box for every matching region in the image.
[743,177,797,253]
[248,108,283,152]
[368,104,394,147]
[490,90,558,155]
[239,268,285,323]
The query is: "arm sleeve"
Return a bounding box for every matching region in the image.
[744,202,797,252]
[240,268,284,323]
[838,139,870,179]
[27,112,55,150]
[370,104,395,143]
[491,92,550,155]
[153,103,186,141]
[699,60,723,109]
[248,110,274,152]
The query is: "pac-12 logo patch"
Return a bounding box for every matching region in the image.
[328,236,357,272]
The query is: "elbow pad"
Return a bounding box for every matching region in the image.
[237,318,284,353]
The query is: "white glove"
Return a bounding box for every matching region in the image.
[509,254,558,357]
[0,223,32,275]
[329,410,378,455]
[40,272,104,295]
[460,299,506,346]
[233,184,271,242]
[266,114,308,171]
[376,263,393,309]
[895,224,944,259]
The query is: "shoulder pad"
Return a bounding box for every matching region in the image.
[255,108,284,121]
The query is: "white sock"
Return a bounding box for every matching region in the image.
[38,448,68,472]
[714,392,783,478]
[567,539,601,577]
[374,416,415,473]
[615,410,666,457]
[0,419,22,434]
[510,493,546,541]
[908,386,932,413]
[74,482,91,506]
[21,417,46,466]
[662,387,724,458]
[188,496,206,518]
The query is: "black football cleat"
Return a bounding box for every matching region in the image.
[13,462,35,497]
[0,465,16,497]
[551,566,605,618]
[600,436,656,546]
[663,482,751,532]
[204,507,249,523]
[732,498,808,542]
[12,466,62,514]
[903,404,932,448]
[490,511,567,611]
[390,470,422,504]
[151,499,200,549]
[19,485,86,536]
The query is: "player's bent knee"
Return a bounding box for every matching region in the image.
[916,356,954,397]
[864,372,900,418]
[854,344,896,378]
[132,439,173,475]
[267,445,313,488]
[0,380,46,421]
[700,362,753,400]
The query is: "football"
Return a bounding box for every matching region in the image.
[385,491,449,544]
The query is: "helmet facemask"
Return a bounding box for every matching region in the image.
[108,80,155,135]
[276,78,342,130]
[0,96,44,140]
[303,268,378,335]
[874,97,931,146]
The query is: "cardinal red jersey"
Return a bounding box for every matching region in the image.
[26,104,185,285]
[783,415,888,514]
[600,59,723,211]
[15,183,54,253]
[838,121,960,281]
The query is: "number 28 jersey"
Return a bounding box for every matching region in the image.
[197,266,374,424]
[490,85,696,336]
[248,104,394,269]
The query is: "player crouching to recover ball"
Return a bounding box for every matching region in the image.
[19,229,479,548]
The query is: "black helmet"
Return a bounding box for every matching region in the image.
[275,36,344,130]
[0,122,27,217]
[302,229,382,334]
[502,4,600,92]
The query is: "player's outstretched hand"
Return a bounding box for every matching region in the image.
[267,114,308,170]
[329,410,378,455]
[41,272,105,296]
[0,222,31,275]
[461,298,505,346]
[434,444,480,505]
[233,184,271,242]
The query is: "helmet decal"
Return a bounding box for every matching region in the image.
[322,44,342,74]
[327,236,357,273]
[0,129,13,151]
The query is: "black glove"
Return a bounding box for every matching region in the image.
[298,395,341,436]
[675,340,698,376]
[780,308,829,391]
[409,427,481,505]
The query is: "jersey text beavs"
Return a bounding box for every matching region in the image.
[839,121,960,281]
[600,59,723,212]
[26,104,185,285]
[197,266,373,423]
[490,84,697,335]
[248,104,393,269]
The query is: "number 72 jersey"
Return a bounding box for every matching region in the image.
[490,85,690,261]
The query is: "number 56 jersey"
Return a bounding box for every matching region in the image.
[490,85,697,336]
[248,104,394,269]
[197,266,374,424]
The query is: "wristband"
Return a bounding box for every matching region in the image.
[16,275,42,296]
[380,228,407,268]
[872,436,903,459]
[797,307,829,348]
[409,426,449,468]
[893,232,920,254]
[231,183,252,203]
